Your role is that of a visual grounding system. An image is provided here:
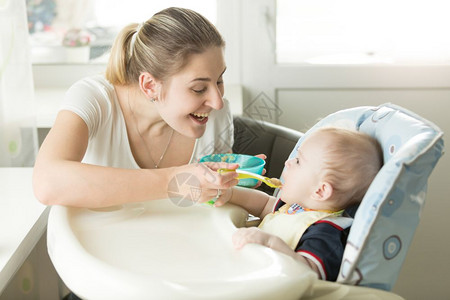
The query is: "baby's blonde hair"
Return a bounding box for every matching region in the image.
[313,127,383,208]
[106,7,225,85]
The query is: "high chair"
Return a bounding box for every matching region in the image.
[281,103,444,291]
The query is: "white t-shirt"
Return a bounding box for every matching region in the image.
[60,75,234,169]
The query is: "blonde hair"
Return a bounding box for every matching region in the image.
[314,127,383,207]
[106,7,225,85]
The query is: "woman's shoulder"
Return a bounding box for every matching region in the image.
[66,75,114,98]
[61,75,117,136]
[64,75,116,109]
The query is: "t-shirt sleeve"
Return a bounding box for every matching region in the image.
[295,222,349,281]
[60,77,111,138]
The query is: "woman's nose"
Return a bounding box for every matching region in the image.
[206,86,224,110]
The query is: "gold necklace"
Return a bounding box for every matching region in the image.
[127,90,174,168]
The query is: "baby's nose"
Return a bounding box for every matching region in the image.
[285,158,293,167]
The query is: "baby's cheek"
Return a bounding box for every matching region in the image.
[278,188,288,200]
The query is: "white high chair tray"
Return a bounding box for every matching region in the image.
[48,200,316,299]
[48,199,404,300]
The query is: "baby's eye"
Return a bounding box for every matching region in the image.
[296,158,300,165]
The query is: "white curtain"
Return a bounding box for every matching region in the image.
[0,0,38,166]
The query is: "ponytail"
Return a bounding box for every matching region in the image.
[105,24,137,85]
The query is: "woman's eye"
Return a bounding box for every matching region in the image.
[193,87,207,94]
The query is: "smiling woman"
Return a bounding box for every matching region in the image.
[33,11,243,297]
[33,7,239,211]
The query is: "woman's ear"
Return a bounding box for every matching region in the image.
[313,182,333,201]
[139,72,159,100]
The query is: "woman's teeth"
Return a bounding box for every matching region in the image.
[190,112,209,122]
[191,112,209,118]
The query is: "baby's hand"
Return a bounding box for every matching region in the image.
[232,227,272,249]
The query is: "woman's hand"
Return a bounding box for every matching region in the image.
[172,162,239,205]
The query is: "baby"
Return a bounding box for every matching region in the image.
[227,127,383,281]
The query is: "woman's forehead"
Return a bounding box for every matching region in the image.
[180,47,225,76]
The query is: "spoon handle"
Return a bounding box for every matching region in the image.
[218,168,282,188]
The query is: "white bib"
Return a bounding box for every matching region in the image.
[258,204,343,250]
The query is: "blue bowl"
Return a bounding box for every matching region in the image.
[199,153,265,187]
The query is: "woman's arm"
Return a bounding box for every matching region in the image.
[33,111,238,208]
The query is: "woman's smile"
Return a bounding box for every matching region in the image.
[189,112,210,124]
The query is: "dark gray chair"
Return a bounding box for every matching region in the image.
[232,116,303,194]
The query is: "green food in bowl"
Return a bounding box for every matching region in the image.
[199,153,265,187]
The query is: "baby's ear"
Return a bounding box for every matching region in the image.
[313,182,333,201]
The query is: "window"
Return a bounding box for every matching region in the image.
[27,0,216,64]
[276,0,450,65]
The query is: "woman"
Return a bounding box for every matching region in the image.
[33,7,240,208]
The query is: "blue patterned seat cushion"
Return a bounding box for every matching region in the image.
[285,103,444,290]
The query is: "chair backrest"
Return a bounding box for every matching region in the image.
[286,103,444,291]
